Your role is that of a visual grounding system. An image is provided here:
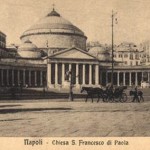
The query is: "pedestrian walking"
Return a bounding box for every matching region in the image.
[132,86,140,102]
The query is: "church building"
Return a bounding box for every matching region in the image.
[0,8,149,91]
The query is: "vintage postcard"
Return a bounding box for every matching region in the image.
[0,0,149,149]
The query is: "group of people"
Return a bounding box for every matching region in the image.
[130,86,144,102]
[106,83,144,102]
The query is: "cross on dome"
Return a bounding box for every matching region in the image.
[47,4,60,17]
[52,3,55,11]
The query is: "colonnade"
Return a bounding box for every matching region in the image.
[101,71,149,86]
[47,63,100,88]
[0,65,149,88]
[47,62,150,89]
[0,69,46,87]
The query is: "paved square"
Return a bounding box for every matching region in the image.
[0,98,149,137]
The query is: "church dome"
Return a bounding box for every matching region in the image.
[20,9,87,50]
[89,46,111,61]
[21,9,84,37]
[18,40,37,51]
[18,40,41,58]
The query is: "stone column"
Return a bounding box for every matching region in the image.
[62,63,65,85]
[82,64,85,85]
[7,69,9,86]
[55,63,58,85]
[29,70,31,87]
[100,71,102,85]
[40,71,43,86]
[1,69,4,86]
[23,69,26,86]
[17,70,20,85]
[89,64,92,85]
[117,72,120,86]
[142,72,144,81]
[123,72,126,86]
[95,65,99,85]
[69,64,71,71]
[76,64,79,85]
[34,71,37,86]
[148,72,150,82]
[129,72,132,86]
[47,63,51,88]
[135,72,138,86]
[99,70,102,85]
[106,72,108,85]
[68,64,72,84]
[12,69,14,85]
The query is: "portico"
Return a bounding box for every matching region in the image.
[46,47,150,90]
[0,54,149,90]
[47,47,106,89]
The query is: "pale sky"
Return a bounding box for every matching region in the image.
[0,0,150,45]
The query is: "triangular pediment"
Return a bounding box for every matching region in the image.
[49,47,97,60]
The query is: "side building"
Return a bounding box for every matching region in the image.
[0,31,9,57]
[113,42,144,66]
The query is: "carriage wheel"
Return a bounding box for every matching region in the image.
[108,96,114,103]
[119,93,127,102]
[101,94,108,102]
[114,97,120,102]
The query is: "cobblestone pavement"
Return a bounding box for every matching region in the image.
[0,98,149,137]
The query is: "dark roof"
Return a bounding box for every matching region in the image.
[24,39,32,43]
[47,9,60,17]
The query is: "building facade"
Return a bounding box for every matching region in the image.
[20,9,87,52]
[0,9,150,91]
[113,43,144,66]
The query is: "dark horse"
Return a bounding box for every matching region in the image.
[129,90,144,102]
[81,87,104,102]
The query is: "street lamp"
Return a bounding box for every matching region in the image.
[111,10,118,87]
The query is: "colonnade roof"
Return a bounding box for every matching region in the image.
[0,63,46,70]
[114,50,144,53]
[0,58,46,68]
[107,65,150,70]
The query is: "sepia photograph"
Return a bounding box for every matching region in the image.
[0,0,150,144]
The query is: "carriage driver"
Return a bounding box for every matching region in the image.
[132,86,140,102]
[106,83,113,95]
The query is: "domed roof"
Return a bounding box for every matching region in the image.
[20,9,85,39]
[89,46,111,61]
[18,40,42,58]
[18,40,37,51]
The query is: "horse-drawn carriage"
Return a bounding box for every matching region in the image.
[103,85,127,102]
[81,85,128,103]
